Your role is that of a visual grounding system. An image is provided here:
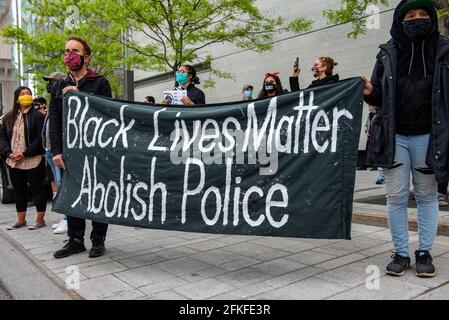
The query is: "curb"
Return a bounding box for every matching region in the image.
[353,212,449,237]
[0,231,83,300]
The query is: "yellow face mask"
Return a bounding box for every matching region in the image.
[18,95,33,108]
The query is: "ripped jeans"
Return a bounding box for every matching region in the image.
[384,134,438,257]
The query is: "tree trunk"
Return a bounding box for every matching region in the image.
[435,0,449,37]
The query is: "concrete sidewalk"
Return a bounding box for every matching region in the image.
[0,170,448,300]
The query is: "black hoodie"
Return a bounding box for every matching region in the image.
[49,69,112,155]
[392,0,440,135]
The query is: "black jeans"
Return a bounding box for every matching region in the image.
[438,180,448,195]
[67,216,108,241]
[9,159,47,213]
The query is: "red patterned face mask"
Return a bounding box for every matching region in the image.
[64,51,84,71]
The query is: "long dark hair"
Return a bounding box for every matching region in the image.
[257,73,284,99]
[3,86,32,133]
[175,64,200,87]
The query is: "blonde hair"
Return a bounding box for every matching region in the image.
[319,57,338,76]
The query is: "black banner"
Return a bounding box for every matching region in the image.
[53,77,363,239]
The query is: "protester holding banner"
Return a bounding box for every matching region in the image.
[257,72,289,99]
[0,86,47,231]
[290,57,339,92]
[49,36,112,259]
[362,0,449,278]
[162,65,206,105]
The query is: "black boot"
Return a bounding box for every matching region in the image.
[415,250,436,278]
[89,235,106,258]
[386,253,410,276]
[54,238,86,259]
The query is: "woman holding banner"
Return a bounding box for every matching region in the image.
[162,65,206,105]
[0,86,47,230]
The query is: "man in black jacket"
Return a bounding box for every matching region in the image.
[50,36,112,259]
[362,0,449,278]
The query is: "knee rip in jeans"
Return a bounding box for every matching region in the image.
[414,167,434,175]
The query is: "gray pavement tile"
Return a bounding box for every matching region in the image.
[315,261,380,289]
[163,239,205,250]
[176,232,212,240]
[115,253,167,269]
[358,242,395,256]
[249,237,302,250]
[21,239,61,250]
[173,278,235,299]
[146,290,189,300]
[348,237,389,250]
[79,261,128,278]
[114,265,176,288]
[52,257,114,274]
[251,276,347,300]
[351,224,387,234]
[250,258,307,277]
[264,266,326,288]
[76,275,135,299]
[43,253,98,270]
[152,256,214,276]
[219,257,261,271]
[103,237,142,248]
[178,267,229,282]
[414,283,449,300]
[216,235,255,245]
[250,248,292,261]
[139,276,190,296]
[110,247,164,260]
[315,253,368,270]
[282,240,325,253]
[147,246,199,260]
[184,239,230,251]
[213,267,274,288]
[28,243,66,256]
[221,242,278,258]
[284,250,337,265]
[55,271,88,282]
[327,276,428,300]
[207,292,246,300]
[192,249,245,266]
[101,289,146,300]
[217,282,274,299]
[33,252,60,262]
[312,243,367,256]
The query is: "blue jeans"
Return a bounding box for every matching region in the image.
[45,149,66,220]
[384,134,438,257]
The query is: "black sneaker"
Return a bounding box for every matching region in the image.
[386,253,411,276]
[53,238,86,259]
[89,236,106,258]
[415,250,436,278]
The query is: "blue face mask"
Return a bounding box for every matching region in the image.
[244,90,253,98]
[176,72,189,85]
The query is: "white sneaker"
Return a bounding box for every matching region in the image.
[53,220,68,234]
[52,219,64,229]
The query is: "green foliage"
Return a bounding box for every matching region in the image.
[1,0,313,91]
[1,0,136,96]
[324,0,449,38]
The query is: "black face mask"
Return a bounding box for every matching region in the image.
[265,83,276,93]
[403,19,432,40]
